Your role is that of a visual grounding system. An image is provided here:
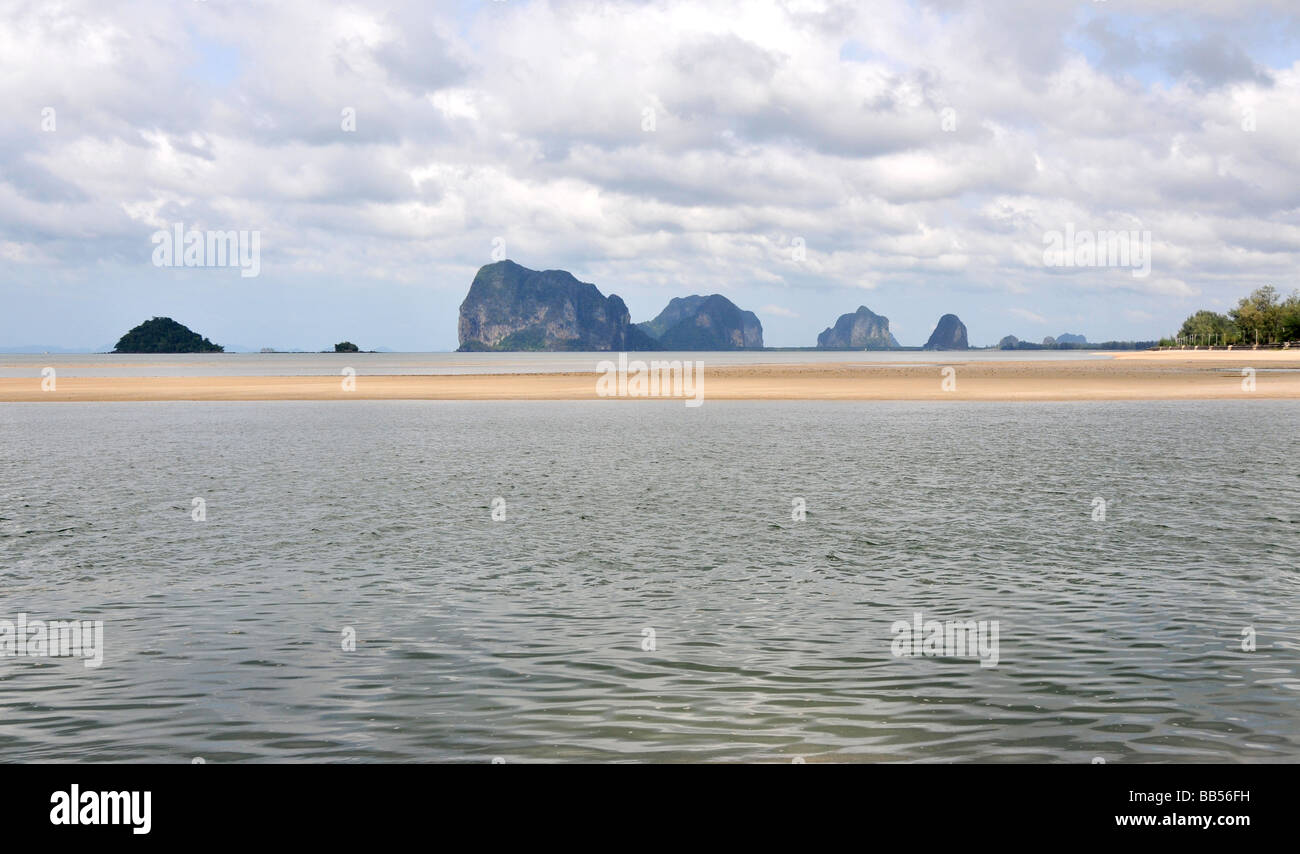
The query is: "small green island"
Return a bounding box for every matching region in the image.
[113,317,224,353]
[108,319,373,354]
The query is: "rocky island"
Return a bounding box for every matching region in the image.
[816,306,900,349]
[637,294,762,350]
[923,314,969,350]
[458,261,767,351]
[456,262,984,352]
[457,260,659,351]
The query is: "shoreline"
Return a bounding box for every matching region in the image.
[2,353,1299,402]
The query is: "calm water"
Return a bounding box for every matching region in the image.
[1,400,1297,763]
[0,349,1109,378]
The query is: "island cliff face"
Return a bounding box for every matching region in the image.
[816,306,899,349]
[923,314,969,350]
[637,295,763,350]
[458,261,658,351]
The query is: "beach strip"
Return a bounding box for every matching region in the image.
[3,353,1299,402]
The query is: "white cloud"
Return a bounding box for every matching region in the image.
[1,0,1297,348]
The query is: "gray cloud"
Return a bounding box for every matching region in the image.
[1167,33,1274,88]
[1,0,1298,349]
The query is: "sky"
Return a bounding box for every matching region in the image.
[2,0,1298,351]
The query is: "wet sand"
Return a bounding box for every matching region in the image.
[3,351,1298,401]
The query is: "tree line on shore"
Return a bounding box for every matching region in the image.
[1163,286,1300,347]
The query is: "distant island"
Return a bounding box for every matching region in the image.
[998,334,1157,351]
[637,294,762,350]
[813,307,972,351]
[816,306,899,349]
[458,260,660,351]
[457,260,984,352]
[106,267,1289,356]
[105,321,384,355]
[457,260,769,352]
[923,314,969,350]
[113,317,223,353]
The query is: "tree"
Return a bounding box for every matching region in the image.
[1177,310,1235,345]
[1229,286,1282,344]
[1280,291,1300,341]
[334,341,360,353]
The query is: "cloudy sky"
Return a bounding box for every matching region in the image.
[2,0,1297,350]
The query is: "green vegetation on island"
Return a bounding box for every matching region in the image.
[113,317,223,354]
[999,334,1157,350]
[637,295,763,349]
[457,260,661,351]
[111,277,1289,356]
[923,314,969,350]
[816,306,899,349]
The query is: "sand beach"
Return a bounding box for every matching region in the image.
[3,350,1298,402]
